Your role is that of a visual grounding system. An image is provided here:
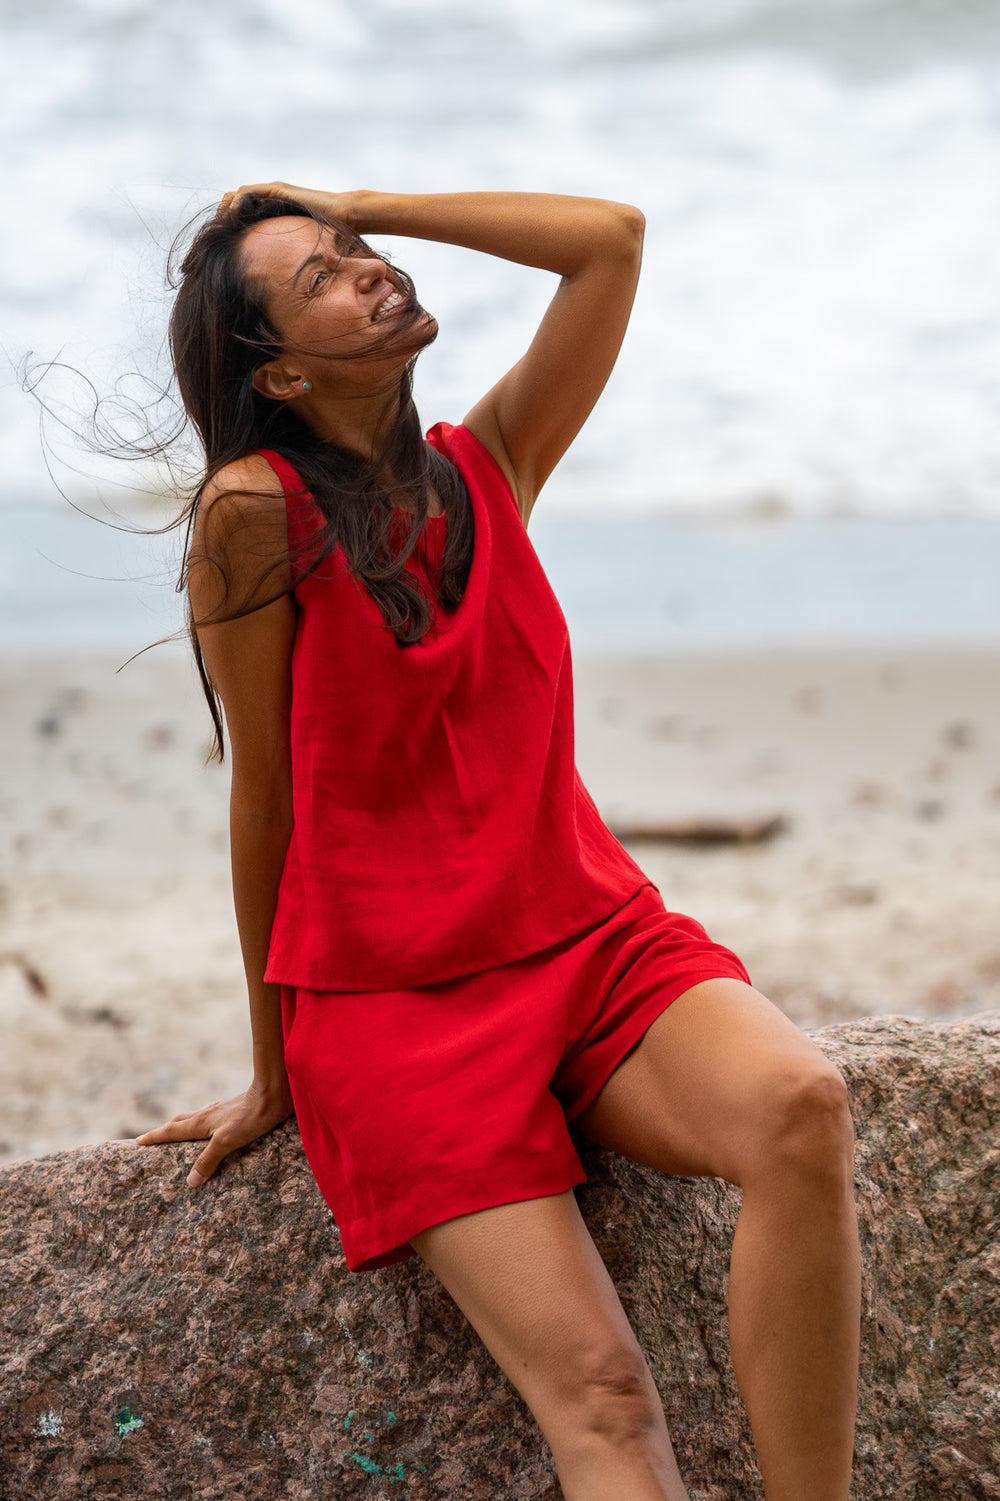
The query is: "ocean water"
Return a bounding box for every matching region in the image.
[4,499,998,656]
[2,0,999,649]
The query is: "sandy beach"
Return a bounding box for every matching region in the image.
[2,643,998,1167]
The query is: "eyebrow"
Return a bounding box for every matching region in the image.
[291,252,327,289]
[291,231,348,290]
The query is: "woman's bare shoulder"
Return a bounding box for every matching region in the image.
[199,451,287,514]
[190,453,293,613]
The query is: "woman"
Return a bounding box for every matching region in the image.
[135,184,861,1500]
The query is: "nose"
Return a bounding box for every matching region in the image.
[357,256,388,290]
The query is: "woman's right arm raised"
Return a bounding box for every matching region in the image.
[135,454,300,1188]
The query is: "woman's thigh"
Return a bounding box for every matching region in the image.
[571,977,852,1185]
[410,1190,656,1421]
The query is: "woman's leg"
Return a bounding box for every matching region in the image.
[572,977,861,1501]
[411,1190,691,1501]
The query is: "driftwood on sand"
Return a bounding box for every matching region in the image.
[608,811,790,846]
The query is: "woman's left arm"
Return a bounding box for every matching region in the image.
[352,190,645,521]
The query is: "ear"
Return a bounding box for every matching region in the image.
[251,359,301,402]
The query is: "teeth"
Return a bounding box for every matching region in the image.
[374,291,404,322]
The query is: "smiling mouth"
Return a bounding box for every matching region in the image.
[372,290,406,323]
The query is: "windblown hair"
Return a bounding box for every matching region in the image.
[165,192,474,763]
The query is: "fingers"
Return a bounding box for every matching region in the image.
[216,181,292,218]
[186,1133,234,1188]
[214,187,243,220]
[134,1116,233,1187]
[133,1093,288,1188]
[134,1107,215,1146]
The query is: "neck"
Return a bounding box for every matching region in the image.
[304,382,404,465]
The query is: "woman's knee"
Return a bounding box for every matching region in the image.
[558,1344,664,1446]
[752,1060,855,1184]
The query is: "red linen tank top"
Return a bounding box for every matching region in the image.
[258,421,655,992]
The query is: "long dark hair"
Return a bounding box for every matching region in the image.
[21,193,475,764]
[167,192,475,763]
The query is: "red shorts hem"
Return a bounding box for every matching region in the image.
[560,961,754,1124]
[342,1161,589,1273]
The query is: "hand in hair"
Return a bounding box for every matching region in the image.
[216,180,361,226]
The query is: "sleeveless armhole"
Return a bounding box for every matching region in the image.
[448,425,525,524]
[254,447,328,590]
[255,447,306,501]
[194,451,296,613]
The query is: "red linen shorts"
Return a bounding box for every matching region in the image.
[279,881,752,1274]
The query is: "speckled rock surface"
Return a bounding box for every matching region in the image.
[1,1013,997,1500]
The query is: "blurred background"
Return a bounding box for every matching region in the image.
[2,0,998,1164]
[5,0,1000,652]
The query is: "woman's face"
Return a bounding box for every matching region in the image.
[239,215,433,392]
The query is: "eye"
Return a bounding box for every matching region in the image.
[310,268,329,291]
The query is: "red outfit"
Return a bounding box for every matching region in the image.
[254,425,753,1274]
[260,422,652,992]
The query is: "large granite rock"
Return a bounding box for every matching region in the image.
[1,1014,997,1501]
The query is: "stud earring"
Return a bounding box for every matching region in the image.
[301,380,311,392]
